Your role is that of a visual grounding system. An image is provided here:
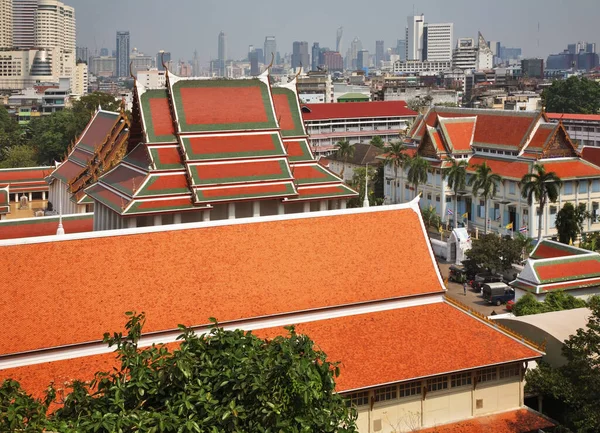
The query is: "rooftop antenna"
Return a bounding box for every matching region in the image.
[56,183,65,235]
[363,164,370,208]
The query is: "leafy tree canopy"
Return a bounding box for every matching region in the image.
[542,76,600,114]
[0,313,357,433]
[555,202,590,245]
[464,234,523,273]
[0,145,38,169]
[513,291,587,317]
[526,303,600,432]
[369,135,384,149]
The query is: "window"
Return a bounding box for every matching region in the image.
[446,196,452,203]
[427,376,448,392]
[427,193,432,201]
[451,372,472,388]
[550,206,558,228]
[477,367,497,383]
[499,364,520,379]
[579,181,588,194]
[564,181,573,195]
[399,381,422,398]
[509,181,516,195]
[593,202,599,222]
[436,195,441,202]
[375,385,397,402]
[593,180,600,193]
[346,391,369,407]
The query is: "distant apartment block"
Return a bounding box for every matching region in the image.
[137,68,166,89]
[423,22,453,62]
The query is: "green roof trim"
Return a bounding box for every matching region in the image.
[286,139,313,163]
[172,79,277,133]
[195,182,296,203]
[140,89,178,143]
[149,148,184,170]
[295,165,340,185]
[272,87,306,137]
[125,198,195,214]
[190,160,292,186]
[294,185,357,199]
[136,176,189,197]
[181,133,286,161]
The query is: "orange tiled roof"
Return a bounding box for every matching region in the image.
[530,239,588,259]
[438,117,476,152]
[418,408,554,433]
[547,113,600,122]
[526,124,556,151]
[0,214,93,241]
[467,157,531,180]
[0,167,52,191]
[0,302,541,397]
[539,159,600,179]
[0,206,443,356]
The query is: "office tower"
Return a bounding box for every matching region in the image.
[311,42,320,71]
[0,0,13,48]
[336,26,343,53]
[192,49,200,76]
[264,36,276,65]
[357,50,369,70]
[521,58,544,78]
[406,14,424,60]
[115,31,130,77]
[396,39,406,61]
[345,37,362,70]
[217,31,226,76]
[422,22,453,61]
[452,38,477,70]
[375,40,384,67]
[322,51,343,72]
[12,0,36,48]
[73,61,88,96]
[100,48,109,56]
[476,32,493,70]
[255,48,263,64]
[291,41,309,69]
[249,47,259,76]
[76,46,88,63]
[157,50,171,71]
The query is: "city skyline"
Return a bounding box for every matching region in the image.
[64,0,598,64]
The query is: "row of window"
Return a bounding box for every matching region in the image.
[346,364,520,407]
[473,147,519,157]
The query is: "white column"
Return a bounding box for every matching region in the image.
[153,215,162,226]
[319,200,327,211]
[340,200,347,209]
[228,203,236,219]
[253,202,260,217]
[98,205,104,231]
[128,217,137,229]
[173,213,182,224]
[42,191,46,201]
[303,202,310,213]
[203,210,210,222]
[277,202,284,215]
[15,193,19,204]
[28,192,32,202]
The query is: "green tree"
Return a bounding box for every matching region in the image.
[0,105,23,159]
[468,162,502,234]
[406,154,430,199]
[556,202,590,245]
[347,165,379,208]
[369,135,384,149]
[513,291,587,317]
[334,139,355,180]
[384,141,407,204]
[542,76,600,114]
[0,145,38,168]
[443,158,469,228]
[580,232,600,252]
[526,303,600,432]
[421,205,441,231]
[0,313,358,432]
[512,293,546,316]
[465,234,523,274]
[28,110,81,164]
[521,164,563,242]
[514,232,535,258]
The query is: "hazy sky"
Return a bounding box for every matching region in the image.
[66,0,599,64]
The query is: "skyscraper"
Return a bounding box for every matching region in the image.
[357,50,369,70]
[0,0,13,48]
[157,50,171,71]
[12,0,36,48]
[249,47,259,76]
[291,41,309,70]
[100,48,109,56]
[422,23,453,61]
[336,27,343,53]
[311,42,320,71]
[406,14,424,60]
[264,36,276,65]
[76,46,88,63]
[396,39,406,61]
[375,40,384,67]
[192,49,200,76]
[116,31,130,77]
[217,31,227,76]
[345,37,362,70]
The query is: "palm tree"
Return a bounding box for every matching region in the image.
[384,141,407,204]
[468,162,502,234]
[442,158,469,228]
[521,163,563,242]
[406,155,430,199]
[334,139,354,180]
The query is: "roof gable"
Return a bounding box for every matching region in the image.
[438,116,476,153]
[530,239,591,259]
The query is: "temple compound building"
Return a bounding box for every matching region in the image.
[382,107,600,239]
[84,70,356,231]
[0,200,553,432]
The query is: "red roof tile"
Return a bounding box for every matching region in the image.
[547,113,600,122]
[195,181,296,202]
[535,255,600,283]
[77,111,120,153]
[149,98,176,137]
[418,409,554,433]
[541,159,600,179]
[581,146,600,167]
[526,124,556,150]
[530,240,587,259]
[302,101,416,121]
[439,117,476,152]
[182,133,285,161]
[150,146,182,170]
[190,159,291,185]
[0,206,443,356]
[467,157,531,180]
[0,214,93,241]
[0,167,52,185]
[259,302,540,392]
[428,127,446,153]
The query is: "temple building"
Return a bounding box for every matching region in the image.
[85,70,356,231]
[0,200,553,432]
[382,107,600,239]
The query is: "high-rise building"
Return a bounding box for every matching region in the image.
[357,49,369,70]
[406,14,424,61]
[76,46,88,63]
[156,50,171,72]
[192,49,200,76]
[336,27,343,53]
[322,51,343,72]
[73,61,88,96]
[264,36,276,65]
[521,58,544,78]
[452,38,477,70]
[217,31,226,76]
[345,37,362,70]
[12,0,36,49]
[422,23,453,62]
[291,41,309,70]
[249,47,259,76]
[115,31,130,77]
[396,39,406,61]
[375,40,384,68]
[100,48,109,56]
[311,42,320,71]
[476,32,493,70]
[1,0,13,48]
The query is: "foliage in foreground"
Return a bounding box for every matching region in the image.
[512,291,589,317]
[464,234,525,274]
[526,303,600,432]
[0,313,357,433]
[542,76,600,115]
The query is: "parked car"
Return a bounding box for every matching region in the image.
[448,265,467,284]
[471,272,503,291]
[482,282,515,306]
[506,299,515,311]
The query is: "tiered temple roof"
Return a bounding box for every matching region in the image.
[0,213,93,240]
[0,166,52,195]
[48,108,130,205]
[0,184,9,216]
[86,71,355,216]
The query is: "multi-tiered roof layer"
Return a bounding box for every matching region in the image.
[86,71,355,216]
